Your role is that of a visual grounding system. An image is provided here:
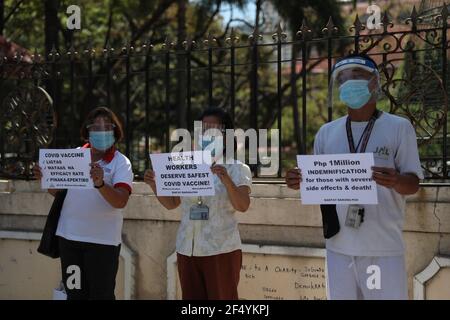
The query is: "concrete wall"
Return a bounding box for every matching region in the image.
[0,179,449,299]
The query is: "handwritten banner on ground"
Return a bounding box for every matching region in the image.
[39,149,93,189]
[150,151,215,196]
[297,153,378,205]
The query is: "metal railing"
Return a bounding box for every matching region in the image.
[0,6,449,183]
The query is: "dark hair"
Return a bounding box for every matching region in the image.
[198,107,236,155]
[80,107,124,142]
[198,107,234,130]
[341,52,378,70]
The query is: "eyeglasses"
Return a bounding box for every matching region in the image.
[86,123,116,131]
[202,123,225,133]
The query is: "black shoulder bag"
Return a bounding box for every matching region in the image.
[37,190,68,258]
[320,204,340,239]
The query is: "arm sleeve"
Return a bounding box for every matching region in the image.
[313,128,324,156]
[112,156,134,194]
[231,163,252,191]
[394,120,424,180]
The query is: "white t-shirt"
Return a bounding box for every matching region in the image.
[313,112,424,257]
[177,161,252,257]
[56,148,133,246]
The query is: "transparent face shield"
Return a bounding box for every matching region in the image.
[194,121,225,163]
[86,117,116,151]
[328,63,382,113]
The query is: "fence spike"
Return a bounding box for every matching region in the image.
[103,41,110,57]
[230,27,235,41]
[406,5,422,30]
[272,22,286,42]
[122,39,129,53]
[162,37,173,51]
[381,11,393,33]
[296,18,312,39]
[351,14,364,35]
[67,42,75,58]
[435,3,449,26]
[441,3,449,21]
[32,48,39,62]
[48,43,58,60]
[248,25,262,44]
[204,32,216,48]
[182,36,194,51]
[322,16,338,37]
[84,38,95,57]
[226,28,239,46]
[142,38,153,54]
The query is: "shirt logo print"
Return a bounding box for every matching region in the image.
[374,146,390,159]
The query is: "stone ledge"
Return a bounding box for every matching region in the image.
[3,180,450,202]
[1,191,449,233]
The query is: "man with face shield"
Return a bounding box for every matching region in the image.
[286,54,424,299]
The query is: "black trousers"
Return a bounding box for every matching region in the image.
[58,236,121,300]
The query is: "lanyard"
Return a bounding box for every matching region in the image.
[346,110,380,153]
[196,160,216,206]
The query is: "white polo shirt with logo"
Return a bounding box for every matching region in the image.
[313,112,424,257]
[56,146,133,246]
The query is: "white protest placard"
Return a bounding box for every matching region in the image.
[39,149,93,189]
[150,151,215,197]
[297,153,378,205]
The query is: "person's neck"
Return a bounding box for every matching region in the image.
[347,103,377,122]
[91,149,105,162]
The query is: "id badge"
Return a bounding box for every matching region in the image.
[190,204,209,220]
[345,205,365,229]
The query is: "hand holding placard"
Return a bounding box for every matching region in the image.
[90,162,105,187]
[285,167,302,190]
[143,169,157,193]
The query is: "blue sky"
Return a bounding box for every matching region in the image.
[218,1,257,25]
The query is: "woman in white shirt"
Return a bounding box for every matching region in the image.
[144,107,252,300]
[33,107,133,300]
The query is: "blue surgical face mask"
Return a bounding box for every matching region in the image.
[89,131,115,151]
[339,79,372,109]
[198,135,223,157]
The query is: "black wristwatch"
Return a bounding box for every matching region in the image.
[94,181,105,189]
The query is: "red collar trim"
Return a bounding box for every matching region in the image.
[82,143,116,164]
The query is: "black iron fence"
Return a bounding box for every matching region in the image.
[0,6,449,183]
